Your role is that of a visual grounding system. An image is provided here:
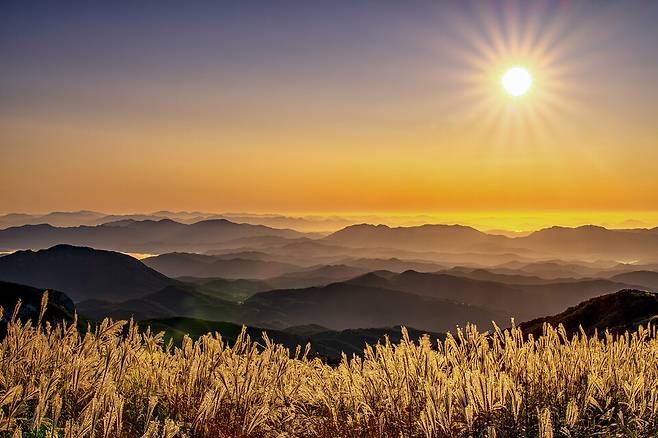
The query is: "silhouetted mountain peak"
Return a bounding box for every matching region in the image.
[324,223,499,252]
[100,219,138,227]
[190,218,234,227]
[348,223,390,229]
[13,223,56,231]
[52,243,96,250]
[349,270,396,283]
[532,225,609,235]
[11,244,99,257]
[399,269,421,276]
[576,225,607,231]
[0,245,177,302]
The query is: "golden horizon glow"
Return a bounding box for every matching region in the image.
[2,2,658,218]
[4,209,658,234]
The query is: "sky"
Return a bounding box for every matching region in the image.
[2,0,658,227]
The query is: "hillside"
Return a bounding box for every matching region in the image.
[180,277,271,301]
[441,267,559,285]
[264,264,368,289]
[490,260,606,278]
[305,326,444,359]
[0,281,75,336]
[350,270,539,317]
[519,289,658,337]
[77,284,241,322]
[143,252,302,279]
[609,270,658,291]
[142,316,443,358]
[0,245,178,301]
[244,282,503,332]
[348,270,634,320]
[141,317,304,349]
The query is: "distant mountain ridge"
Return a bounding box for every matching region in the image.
[347,270,636,320]
[243,281,504,332]
[324,223,658,260]
[0,211,352,233]
[516,225,658,260]
[5,214,658,262]
[0,218,307,253]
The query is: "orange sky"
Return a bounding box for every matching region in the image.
[2,1,658,226]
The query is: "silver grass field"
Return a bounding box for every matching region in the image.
[2,294,658,437]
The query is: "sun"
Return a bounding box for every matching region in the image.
[501,66,532,97]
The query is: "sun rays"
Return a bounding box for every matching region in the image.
[426,1,605,155]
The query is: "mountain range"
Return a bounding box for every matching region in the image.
[0,279,444,360]
[4,219,658,263]
[324,223,658,260]
[3,275,656,360]
[3,212,658,359]
[3,244,655,334]
[0,211,354,233]
[0,219,306,253]
[349,270,639,320]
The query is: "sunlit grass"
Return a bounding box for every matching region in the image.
[2,294,658,437]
